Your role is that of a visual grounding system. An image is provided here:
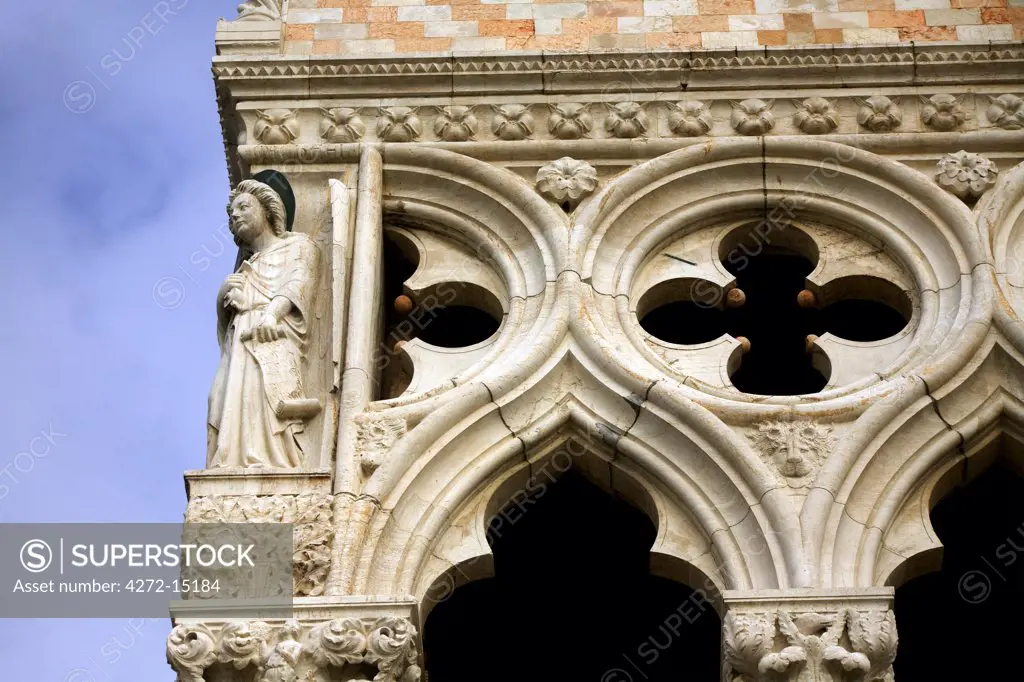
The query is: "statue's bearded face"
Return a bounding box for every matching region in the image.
[229,192,267,245]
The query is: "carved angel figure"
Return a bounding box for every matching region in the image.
[208,179,321,469]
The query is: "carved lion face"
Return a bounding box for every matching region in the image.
[755,421,834,480]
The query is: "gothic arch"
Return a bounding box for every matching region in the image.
[820,335,1024,589]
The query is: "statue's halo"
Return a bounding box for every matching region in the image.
[252,169,296,232]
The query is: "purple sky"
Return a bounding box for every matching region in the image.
[1,0,240,677]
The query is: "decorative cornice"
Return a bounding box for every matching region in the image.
[213,43,1024,98]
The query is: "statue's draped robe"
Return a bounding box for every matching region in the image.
[208,233,319,468]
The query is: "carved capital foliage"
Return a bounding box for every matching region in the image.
[236,0,282,20]
[167,618,422,682]
[185,494,333,596]
[723,609,896,682]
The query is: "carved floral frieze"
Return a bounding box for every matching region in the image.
[724,609,897,682]
[667,100,713,137]
[920,94,966,132]
[168,618,421,682]
[185,494,333,596]
[856,96,902,133]
[793,97,838,135]
[254,109,300,144]
[731,99,776,136]
[987,94,1024,130]
[320,107,366,143]
[239,93,1011,146]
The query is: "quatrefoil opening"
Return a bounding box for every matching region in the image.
[634,222,913,396]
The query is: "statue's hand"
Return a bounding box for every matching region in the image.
[219,274,247,311]
[245,314,285,343]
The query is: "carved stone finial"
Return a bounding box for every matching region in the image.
[667,100,713,137]
[605,102,648,139]
[434,105,477,142]
[491,104,534,141]
[935,151,998,203]
[377,107,422,143]
[857,95,902,133]
[319,107,366,143]
[794,97,838,135]
[254,109,300,145]
[921,94,965,132]
[236,0,282,20]
[987,94,1024,130]
[731,99,775,136]
[536,157,598,210]
[750,420,834,488]
[548,103,593,140]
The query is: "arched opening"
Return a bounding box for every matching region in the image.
[423,469,721,681]
[894,459,1024,680]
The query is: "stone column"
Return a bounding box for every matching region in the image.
[721,589,897,682]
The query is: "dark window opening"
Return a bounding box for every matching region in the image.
[894,462,1024,681]
[424,469,721,681]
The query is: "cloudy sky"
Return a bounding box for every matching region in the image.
[0,0,239,677]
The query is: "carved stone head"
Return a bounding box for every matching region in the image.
[227,179,287,247]
[752,420,835,484]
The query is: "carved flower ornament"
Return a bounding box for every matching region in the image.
[536,157,599,210]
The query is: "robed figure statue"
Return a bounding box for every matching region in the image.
[207,179,321,469]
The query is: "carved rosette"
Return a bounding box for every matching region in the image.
[168,618,422,682]
[434,105,477,141]
[857,95,902,133]
[667,100,713,137]
[320,107,366,143]
[491,104,534,141]
[987,94,1024,130]
[548,103,593,140]
[185,494,333,596]
[536,157,599,210]
[794,97,838,134]
[254,109,300,144]
[920,94,965,132]
[605,102,648,139]
[749,420,835,488]
[356,414,407,476]
[731,99,775,136]
[723,609,896,682]
[935,151,998,204]
[377,107,422,143]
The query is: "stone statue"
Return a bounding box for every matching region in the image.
[207,179,321,469]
